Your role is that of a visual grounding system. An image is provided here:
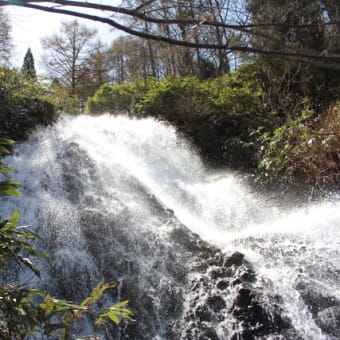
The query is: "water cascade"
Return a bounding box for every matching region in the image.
[2,115,340,339]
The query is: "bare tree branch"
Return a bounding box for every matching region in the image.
[1,0,340,68]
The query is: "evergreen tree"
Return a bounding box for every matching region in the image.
[21,47,36,80]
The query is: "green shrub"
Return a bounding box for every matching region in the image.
[0,68,59,141]
[137,76,212,122]
[86,79,153,115]
[258,103,340,188]
[48,80,80,114]
[203,64,263,117]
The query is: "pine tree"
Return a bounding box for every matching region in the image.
[21,47,37,80]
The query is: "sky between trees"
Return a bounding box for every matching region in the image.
[2,0,340,74]
[5,6,118,72]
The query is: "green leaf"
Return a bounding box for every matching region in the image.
[80,280,115,307]
[0,219,9,229]
[17,255,41,277]
[106,311,120,324]
[0,145,11,154]
[95,300,133,326]
[9,210,20,226]
[0,180,22,196]
[40,294,87,313]
[0,138,15,146]
[0,163,13,176]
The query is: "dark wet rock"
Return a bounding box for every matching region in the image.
[207,253,224,266]
[230,285,288,336]
[166,254,187,282]
[179,251,293,340]
[231,278,242,286]
[295,275,340,316]
[195,304,213,322]
[45,195,295,340]
[216,279,229,290]
[169,225,215,254]
[160,285,183,317]
[235,264,256,283]
[207,295,226,312]
[49,253,97,302]
[223,251,245,267]
[208,267,229,279]
[198,324,219,340]
[181,321,219,340]
[191,260,210,273]
[231,286,254,310]
[294,275,340,338]
[316,305,340,338]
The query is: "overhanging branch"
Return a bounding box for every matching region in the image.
[1,0,340,68]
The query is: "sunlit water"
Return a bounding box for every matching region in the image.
[2,115,340,339]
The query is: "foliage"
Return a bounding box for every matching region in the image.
[86,79,154,115]
[95,300,133,326]
[203,63,263,118]
[259,102,340,188]
[0,139,133,339]
[247,0,326,50]
[48,79,80,115]
[136,72,263,166]
[241,0,340,187]
[88,66,263,122]
[246,0,340,116]
[0,68,58,141]
[37,281,133,339]
[137,76,212,121]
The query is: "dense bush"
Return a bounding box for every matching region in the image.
[0,68,59,141]
[86,80,153,114]
[247,58,340,189]
[49,80,80,115]
[136,77,211,120]
[259,103,340,189]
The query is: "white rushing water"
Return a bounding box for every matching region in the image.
[2,114,340,339]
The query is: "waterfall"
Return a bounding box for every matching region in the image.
[2,114,340,339]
